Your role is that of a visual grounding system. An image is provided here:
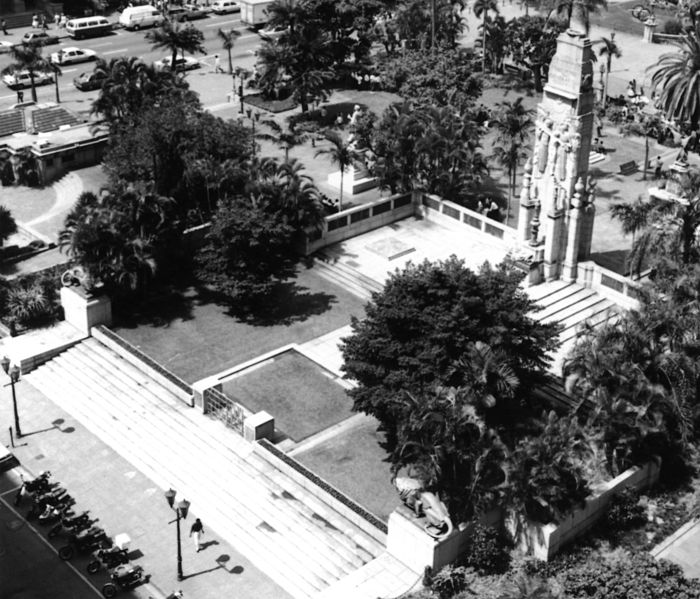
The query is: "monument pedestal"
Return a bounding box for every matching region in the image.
[327,164,379,195]
[60,286,112,335]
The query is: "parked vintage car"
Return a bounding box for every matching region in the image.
[51,47,97,65]
[154,55,200,71]
[169,4,209,20]
[22,30,60,45]
[73,70,107,91]
[3,70,54,89]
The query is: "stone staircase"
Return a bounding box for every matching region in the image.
[526,280,619,376]
[313,251,384,302]
[25,337,385,599]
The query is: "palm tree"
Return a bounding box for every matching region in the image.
[315,130,359,211]
[48,61,62,103]
[609,196,654,249]
[146,21,206,71]
[0,206,17,247]
[258,119,308,162]
[217,28,241,74]
[552,0,608,35]
[492,97,534,223]
[598,32,621,108]
[473,0,499,73]
[649,29,700,127]
[619,113,662,181]
[1,42,52,103]
[266,0,300,36]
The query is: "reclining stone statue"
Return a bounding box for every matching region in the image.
[393,473,453,539]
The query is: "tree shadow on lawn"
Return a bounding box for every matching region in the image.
[226,280,338,327]
[114,286,196,329]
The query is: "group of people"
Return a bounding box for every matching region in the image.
[29,12,68,30]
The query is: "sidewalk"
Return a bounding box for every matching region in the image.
[0,377,293,599]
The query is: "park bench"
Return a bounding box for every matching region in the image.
[619,160,639,175]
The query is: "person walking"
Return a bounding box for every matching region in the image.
[31,13,39,29]
[654,156,663,180]
[214,54,223,73]
[54,12,60,27]
[17,90,24,103]
[1,19,7,35]
[189,518,204,552]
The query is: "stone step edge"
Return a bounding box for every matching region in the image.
[311,262,373,301]
[71,341,385,557]
[25,366,334,598]
[50,352,374,572]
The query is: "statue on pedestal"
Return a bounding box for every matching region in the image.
[393,471,454,539]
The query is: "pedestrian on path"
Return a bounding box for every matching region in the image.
[1,19,7,35]
[189,518,204,552]
[54,13,60,27]
[17,90,24,103]
[31,13,39,29]
[214,54,223,73]
[654,156,663,180]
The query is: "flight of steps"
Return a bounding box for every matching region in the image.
[25,337,385,599]
[527,280,619,376]
[313,251,384,301]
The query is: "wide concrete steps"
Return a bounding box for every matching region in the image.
[25,338,384,599]
[313,252,383,302]
[527,281,619,378]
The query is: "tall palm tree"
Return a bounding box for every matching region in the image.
[649,29,700,128]
[552,0,607,35]
[598,32,621,108]
[619,113,662,181]
[146,21,206,71]
[492,97,534,223]
[609,196,653,249]
[217,28,241,74]
[1,42,52,103]
[315,130,359,211]
[258,119,308,162]
[266,0,301,36]
[473,0,499,73]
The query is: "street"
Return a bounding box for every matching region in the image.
[0,13,264,116]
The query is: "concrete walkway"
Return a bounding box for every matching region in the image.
[652,518,700,579]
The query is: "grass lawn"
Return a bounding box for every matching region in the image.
[113,265,367,383]
[222,350,353,441]
[589,1,678,36]
[294,417,398,521]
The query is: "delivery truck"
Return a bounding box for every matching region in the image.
[239,0,275,27]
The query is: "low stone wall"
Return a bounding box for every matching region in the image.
[508,458,661,560]
[91,325,194,407]
[577,260,642,311]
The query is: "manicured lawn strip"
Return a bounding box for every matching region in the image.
[294,418,398,522]
[113,266,367,383]
[222,350,353,441]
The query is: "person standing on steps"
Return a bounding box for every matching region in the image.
[189,518,204,552]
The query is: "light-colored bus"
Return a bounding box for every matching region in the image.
[66,16,113,39]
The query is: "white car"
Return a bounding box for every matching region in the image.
[258,25,288,42]
[154,56,200,71]
[0,40,14,54]
[3,70,55,89]
[51,47,97,65]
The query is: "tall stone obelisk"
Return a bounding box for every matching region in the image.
[517,2,597,281]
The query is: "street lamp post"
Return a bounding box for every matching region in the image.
[164,488,190,581]
[2,356,22,439]
[245,108,260,158]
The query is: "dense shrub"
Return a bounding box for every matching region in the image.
[663,18,683,34]
[289,102,366,129]
[603,489,646,532]
[460,524,510,575]
[0,264,66,330]
[561,552,700,599]
[428,565,476,599]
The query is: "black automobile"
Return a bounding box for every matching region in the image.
[73,70,107,91]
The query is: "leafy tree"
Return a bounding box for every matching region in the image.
[258,119,308,163]
[376,48,482,110]
[549,0,607,34]
[480,14,509,74]
[59,185,179,293]
[0,206,17,247]
[506,16,566,92]
[146,21,206,71]
[473,0,498,72]
[195,158,323,308]
[91,57,197,125]
[315,130,358,211]
[341,257,561,454]
[217,28,241,74]
[1,42,52,103]
[492,97,534,224]
[599,33,621,108]
[650,28,700,127]
[508,412,591,524]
